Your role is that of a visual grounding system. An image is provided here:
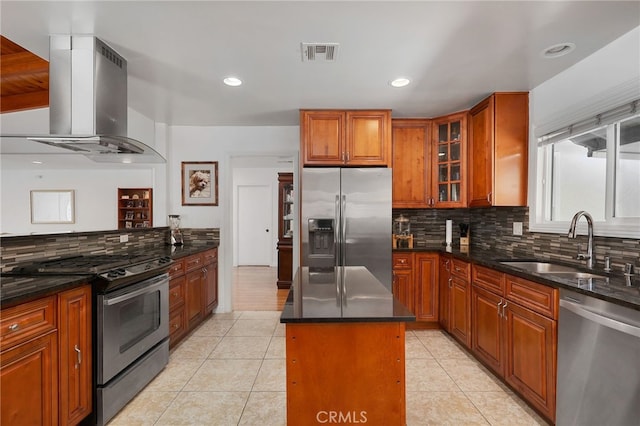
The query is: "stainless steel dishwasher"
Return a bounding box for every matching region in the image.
[556,289,640,426]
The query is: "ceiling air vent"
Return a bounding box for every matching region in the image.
[301,43,339,62]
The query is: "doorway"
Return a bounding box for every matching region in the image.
[237,184,271,265]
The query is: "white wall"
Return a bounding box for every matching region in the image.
[167,125,299,312]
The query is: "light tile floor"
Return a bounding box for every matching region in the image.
[108,311,549,425]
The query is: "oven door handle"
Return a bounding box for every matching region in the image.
[104,279,167,306]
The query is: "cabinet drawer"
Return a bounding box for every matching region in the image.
[505,275,558,319]
[169,276,186,310]
[1,296,57,351]
[169,308,187,345]
[203,249,218,264]
[392,253,413,269]
[168,259,185,278]
[472,265,505,295]
[450,258,470,280]
[184,254,204,272]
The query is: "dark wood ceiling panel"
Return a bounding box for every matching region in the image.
[1,35,49,113]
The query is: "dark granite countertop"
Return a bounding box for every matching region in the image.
[280,266,416,323]
[394,246,640,311]
[0,242,219,309]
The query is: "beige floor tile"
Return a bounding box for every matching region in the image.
[145,358,204,392]
[227,319,279,336]
[465,392,548,425]
[155,391,248,425]
[238,391,286,426]
[192,318,236,337]
[209,336,271,359]
[239,310,283,320]
[406,391,489,426]
[170,335,222,359]
[406,358,459,392]
[253,359,286,391]
[210,311,243,320]
[418,333,472,360]
[265,336,286,358]
[411,329,446,338]
[108,390,178,425]
[438,358,509,392]
[273,322,286,337]
[183,359,262,392]
[406,335,434,359]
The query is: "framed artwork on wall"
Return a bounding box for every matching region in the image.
[181,161,219,206]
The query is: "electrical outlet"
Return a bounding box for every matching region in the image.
[119,234,129,243]
[513,222,523,236]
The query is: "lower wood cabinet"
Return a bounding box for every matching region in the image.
[471,265,558,422]
[438,256,471,348]
[0,285,92,426]
[392,252,439,325]
[169,247,218,348]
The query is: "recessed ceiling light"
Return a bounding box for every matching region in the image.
[390,78,411,88]
[223,77,242,87]
[541,43,576,59]
[32,160,43,164]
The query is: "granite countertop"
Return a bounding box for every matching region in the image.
[394,246,640,311]
[0,242,219,309]
[280,266,416,323]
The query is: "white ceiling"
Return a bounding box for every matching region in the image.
[1,1,639,127]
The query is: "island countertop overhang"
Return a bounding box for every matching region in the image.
[280,266,415,323]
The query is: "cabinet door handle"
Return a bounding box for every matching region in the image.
[487,192,492,204]
[448,278,453,288]
[8,323,19,332]
[75,345,82,367]
[502,301,508,318]
[445,260,450,271]
[497,301,503,318]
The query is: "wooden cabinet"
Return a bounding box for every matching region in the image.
[58,286,92,426]
[118,188,152,229]
[392,119,432,208]
[414,253,439,322]
[277,173,294,289]
[1,296,58,426]
[432,112,468,207]
[301,109,391,166]
[468,92,528,207]
[1,285,92,426]
[392,253,414,311]
[470,264,558,422]
[439,256,471,348]
[203,248,218,314]
[169,248,219,348]
[392,252,439,325]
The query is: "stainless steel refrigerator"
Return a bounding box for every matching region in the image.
[301,168,392,290]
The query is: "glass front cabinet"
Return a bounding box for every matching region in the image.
[277,173,293,289]
[432,112,467,207]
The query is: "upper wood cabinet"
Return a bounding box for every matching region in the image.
[468,92,529,207]
[432,112,468,208]
[392,119,432,208]
[301,109,391,167]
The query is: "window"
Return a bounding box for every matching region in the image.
[532,102,640,238]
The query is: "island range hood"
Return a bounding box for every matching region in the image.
[4,35,165,164]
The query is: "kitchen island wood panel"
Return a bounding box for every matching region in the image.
[286,322,405,426]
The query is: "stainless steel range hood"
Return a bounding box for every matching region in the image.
[3,35,165,164]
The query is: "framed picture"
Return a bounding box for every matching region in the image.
[181,161,218,206]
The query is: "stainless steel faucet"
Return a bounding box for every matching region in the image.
[568,211,594,269]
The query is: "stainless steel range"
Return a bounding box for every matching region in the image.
[8,253,173,425]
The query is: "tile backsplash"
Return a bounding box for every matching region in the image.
[394,207,640,274]
[0,228,219,272]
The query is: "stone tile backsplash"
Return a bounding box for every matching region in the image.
[394,207,640,274]
[0,227,219,272]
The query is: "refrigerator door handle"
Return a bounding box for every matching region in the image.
[341,194,347,267]
[334,195,341,268]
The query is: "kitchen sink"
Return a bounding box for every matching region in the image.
[499,261,607,280]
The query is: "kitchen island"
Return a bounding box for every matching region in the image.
[280,266,415,426]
